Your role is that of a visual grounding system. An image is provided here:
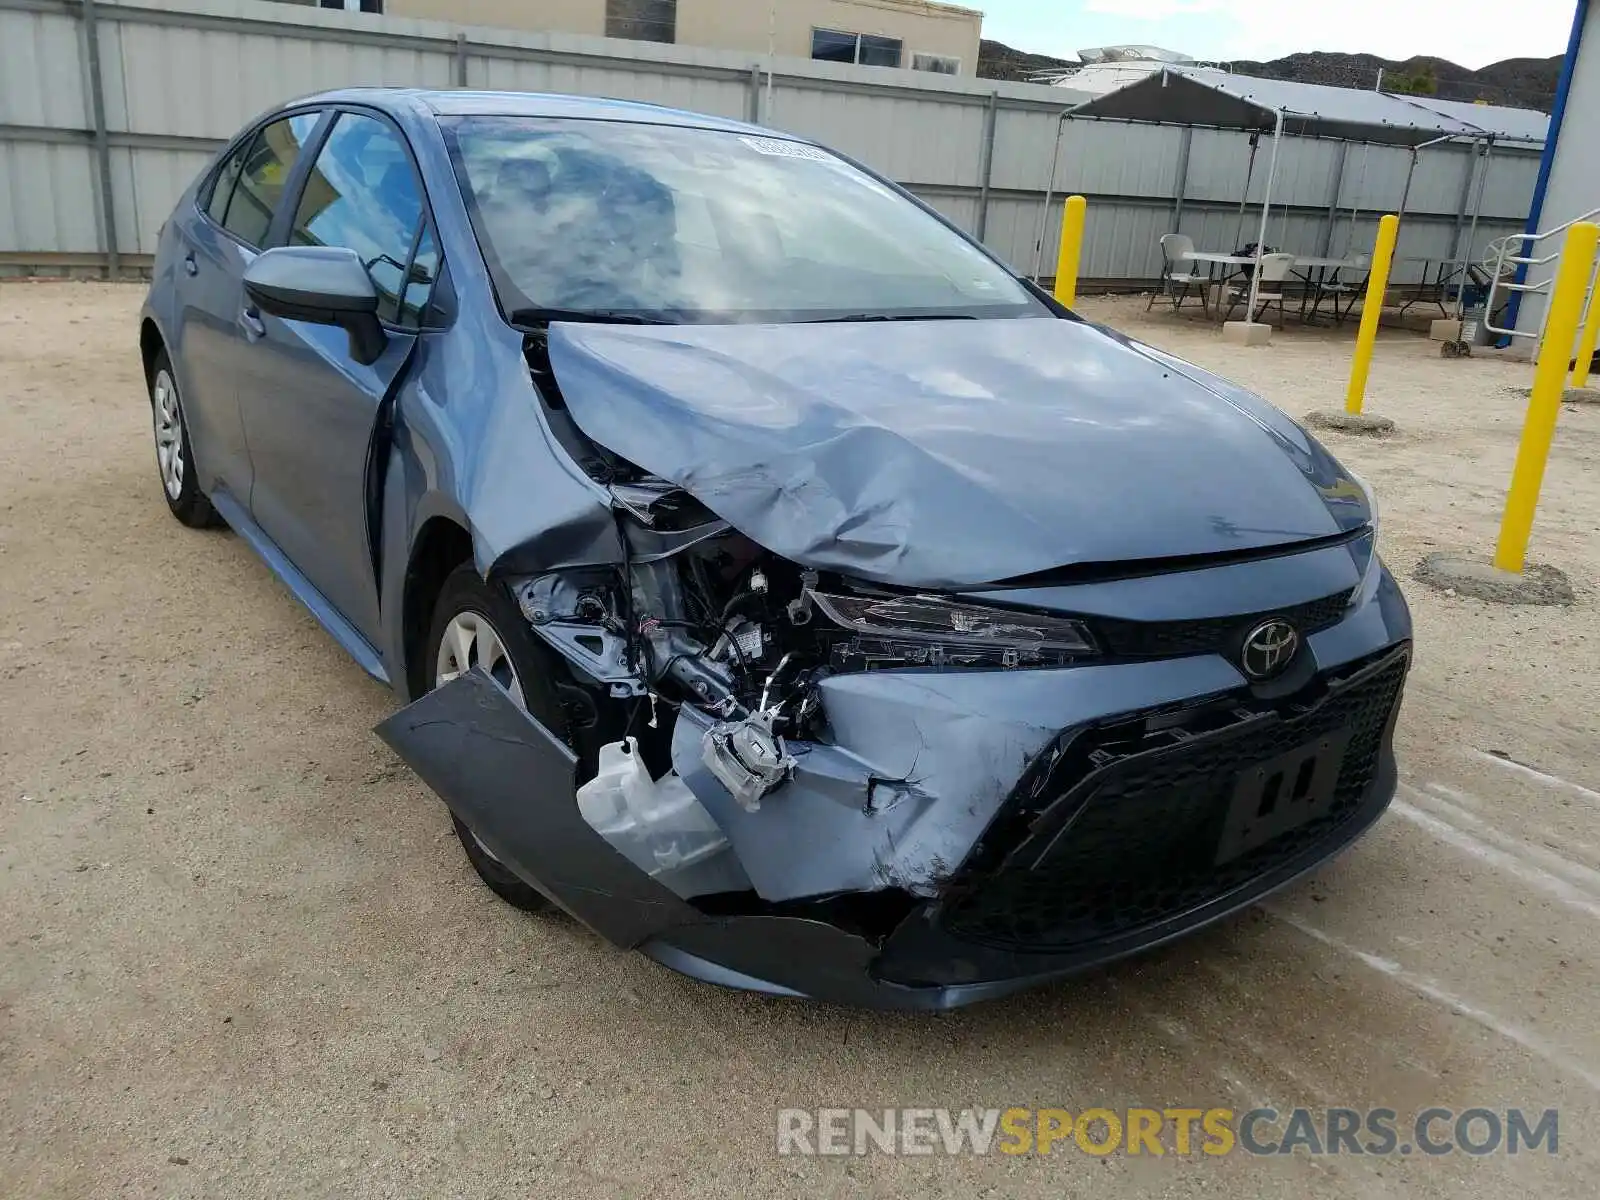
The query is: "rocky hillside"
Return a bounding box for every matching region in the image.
[976,41,1560,112]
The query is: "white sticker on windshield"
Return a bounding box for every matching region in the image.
[739,136,834,162]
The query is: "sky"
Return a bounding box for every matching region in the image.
[973,0,1577,69]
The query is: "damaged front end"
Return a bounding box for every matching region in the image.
[373,316,1410,1010]
[376,464,1409,1009]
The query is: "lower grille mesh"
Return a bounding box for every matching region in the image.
[940,654,1407,952]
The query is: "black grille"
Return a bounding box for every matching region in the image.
[940,651,1406,952]
[1092,590,1352,659]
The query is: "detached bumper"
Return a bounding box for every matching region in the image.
[376,629,1409,1011]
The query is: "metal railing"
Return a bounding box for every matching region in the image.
[1482,206,1600,342]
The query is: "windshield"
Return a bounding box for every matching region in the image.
[441,116,1042,324]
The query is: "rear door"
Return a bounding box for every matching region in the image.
[235,109,439,646]
[169,112,324,503]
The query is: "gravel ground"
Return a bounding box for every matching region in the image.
[2,283,1599,1199]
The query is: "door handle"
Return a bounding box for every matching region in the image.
[182,252,198,277]
[239,306,266,339]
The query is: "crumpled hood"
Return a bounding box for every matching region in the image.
[548,316,1369,588]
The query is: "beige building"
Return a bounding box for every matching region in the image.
[312,0,984,77]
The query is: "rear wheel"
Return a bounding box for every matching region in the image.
[424,563,565,913]
[147,350,221,528]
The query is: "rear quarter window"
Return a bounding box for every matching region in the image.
[208,112,320,248]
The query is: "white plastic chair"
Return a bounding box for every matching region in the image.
[1225,253,1296,326]
[1148,233,1209,316]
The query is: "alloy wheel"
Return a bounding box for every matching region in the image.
[434,610,527,708]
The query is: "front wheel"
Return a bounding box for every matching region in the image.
[424,563,565,913]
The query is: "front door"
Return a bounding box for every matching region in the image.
[171,112,322,504]
[235,110,438,646]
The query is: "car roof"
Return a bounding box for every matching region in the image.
[291,87,779,137]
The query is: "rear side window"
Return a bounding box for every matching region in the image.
[212,112,320,248]
[206,144,247,225]
[289,112,428,325]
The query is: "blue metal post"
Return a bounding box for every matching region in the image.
[1503,0,1590,336]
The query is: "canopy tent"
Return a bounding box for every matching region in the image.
[1056,68,1547,319]
[1398,96,1550,146]
[1070,69,1488,145]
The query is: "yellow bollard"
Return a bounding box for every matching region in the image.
[1569,263,1600,390]
[1494,220,1600,574]
[1344,214,1400,414]
[1053,195,1087,308]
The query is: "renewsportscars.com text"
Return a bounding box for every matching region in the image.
[776,1106,1558,1158]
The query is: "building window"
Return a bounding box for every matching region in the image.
[811,28,903,69]
[912,52,960,75]
[606,0,676,43]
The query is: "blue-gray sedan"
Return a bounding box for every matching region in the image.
[139,88,1411,1009]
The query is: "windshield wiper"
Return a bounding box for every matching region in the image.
[510,306,672,328]
[802,312,981,324]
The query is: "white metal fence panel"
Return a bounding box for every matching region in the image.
[1480,152,1545,224]
[0,141,100,254]
[0,0,1545,286]
[468,47,750,120]
[774,83,990,188]
[978,195,1052,274]
[1051,120,1186,200]
[988,105,1074,194]
[105,19,457,140]
[0,7,87,130]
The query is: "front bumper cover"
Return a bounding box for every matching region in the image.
[376,636,1408,1011]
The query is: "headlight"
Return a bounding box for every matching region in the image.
[1345,469,1382,604]
[808,589,1096,670]
[1347,468,1379,541]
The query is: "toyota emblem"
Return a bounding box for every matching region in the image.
[1240,619,1300,679]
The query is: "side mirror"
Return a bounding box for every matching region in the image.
[242,245,388,366]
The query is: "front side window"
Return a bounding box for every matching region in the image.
[289,112,429,325]
[811,28,902,68]
[443,116,1037,324]
[215,112,320,248]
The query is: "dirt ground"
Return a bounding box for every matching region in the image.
[2,283,1598,1199]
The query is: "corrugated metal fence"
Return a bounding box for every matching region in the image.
[0,0,1541,287]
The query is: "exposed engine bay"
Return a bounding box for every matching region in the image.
[501,495,841,907]
[510,521,820,798]
[506,457,1107,841]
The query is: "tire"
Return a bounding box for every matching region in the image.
[147,350,222,528]
[424,562,569,914]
